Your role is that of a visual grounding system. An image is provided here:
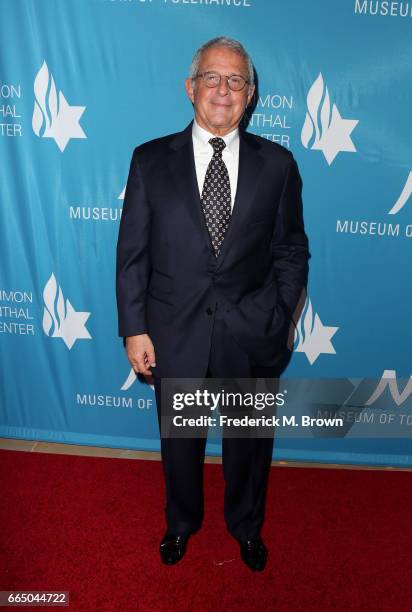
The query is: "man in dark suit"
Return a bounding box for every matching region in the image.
[116,37,309,571]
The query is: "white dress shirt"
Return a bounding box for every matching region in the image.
[192,119,240,212]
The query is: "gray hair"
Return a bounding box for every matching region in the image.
[189,37,255,86]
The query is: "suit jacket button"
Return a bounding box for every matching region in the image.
[206,307,213,316]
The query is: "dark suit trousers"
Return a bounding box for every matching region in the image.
[153,303,275,542]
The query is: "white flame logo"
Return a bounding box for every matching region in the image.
[301,73,358,165]
[365,370,412,407]
[121,368,137,391]
[118,186,126,200]
[42,273,91,350]
[32,61,86,152]
[121,367,154,392]
[294,297,339,365]
[388,171,412,215]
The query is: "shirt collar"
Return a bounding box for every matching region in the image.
[192,119,239,155]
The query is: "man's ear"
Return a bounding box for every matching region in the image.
[185,78,195,104]
[246,85,255,107]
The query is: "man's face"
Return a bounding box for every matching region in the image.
[185,46,255,136]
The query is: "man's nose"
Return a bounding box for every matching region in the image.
[217,76,230,96]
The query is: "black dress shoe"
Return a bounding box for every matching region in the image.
[238,537,268,571]
[159,533,189,565]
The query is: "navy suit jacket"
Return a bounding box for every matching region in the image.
[116,122,310,377]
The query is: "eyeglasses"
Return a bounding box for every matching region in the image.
[195,71,249,91]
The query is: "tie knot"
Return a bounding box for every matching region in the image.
[209,137,226,155]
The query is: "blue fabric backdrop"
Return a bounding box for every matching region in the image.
[1,0,411,465]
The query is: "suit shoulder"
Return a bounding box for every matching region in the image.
[245,130,295,163]
[130,129,181,160]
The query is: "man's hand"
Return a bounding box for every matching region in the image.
[126,334,156,376]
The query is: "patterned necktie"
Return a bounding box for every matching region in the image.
[200,137,232,257]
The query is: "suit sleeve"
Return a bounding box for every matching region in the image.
[270,155,310,319]
[240,155,309,322]
[225,153,309,365]
[116,148,151,338]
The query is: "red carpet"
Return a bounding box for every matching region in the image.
[1,449,412,611]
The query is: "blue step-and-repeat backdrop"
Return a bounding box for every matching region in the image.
[1,0,411,465]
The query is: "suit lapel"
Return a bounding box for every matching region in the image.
[167,123,213,251]
[166,124,266,266]
[215,130,265,271]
